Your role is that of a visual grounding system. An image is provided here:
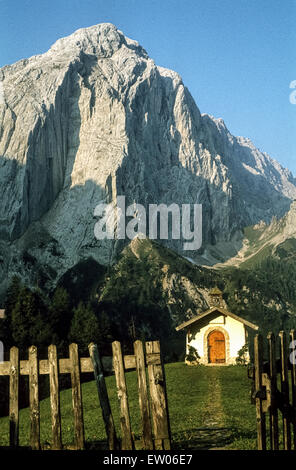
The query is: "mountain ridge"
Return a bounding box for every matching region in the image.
[215,201,296,268]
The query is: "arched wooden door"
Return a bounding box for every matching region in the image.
[208,330,226,364]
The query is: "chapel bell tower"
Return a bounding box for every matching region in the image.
[209,287,223,307]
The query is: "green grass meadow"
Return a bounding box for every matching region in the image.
[0,364,258,450]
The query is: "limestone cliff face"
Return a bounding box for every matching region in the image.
[0,23,295,294]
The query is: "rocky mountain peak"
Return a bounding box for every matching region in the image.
[48,23,148,60]
[0,23,296,297]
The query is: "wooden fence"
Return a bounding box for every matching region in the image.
[248,330,296,450]
[0,340,171,450]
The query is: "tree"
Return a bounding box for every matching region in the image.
[4,276,22,316]
[49,287,71,346]
[96,310,113,353]
[68,302,101,354]
[10,287,52,351]
[1,276,23,347]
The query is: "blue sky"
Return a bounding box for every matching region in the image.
[1,0,295,175]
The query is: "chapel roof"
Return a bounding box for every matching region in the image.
[175,306,259,331]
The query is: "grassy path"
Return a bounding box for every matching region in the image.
[202,367,225,427]
[174,367,232,450]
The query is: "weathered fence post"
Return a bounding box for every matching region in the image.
[9,346,19,447]
[112,341,133,450]
[290,330,296,450]
[146,341,171,450]
[134,340,153,450]
[254,334,266,450]
[48,344,62,450]
[29,345,40,450]
[267,332,279,450]
[279,331,291,450]
[69,343,85,450]
[88,343,118,450]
